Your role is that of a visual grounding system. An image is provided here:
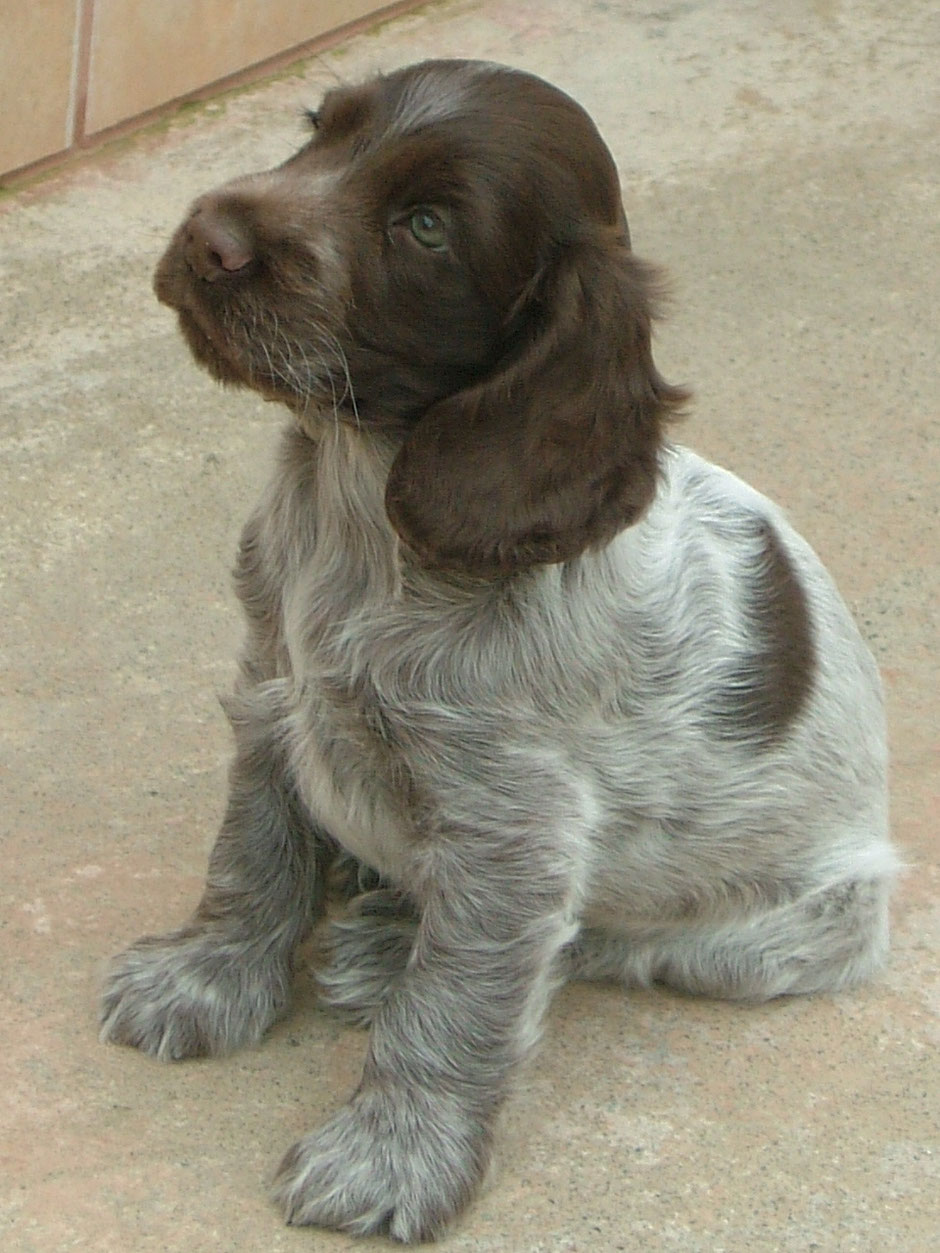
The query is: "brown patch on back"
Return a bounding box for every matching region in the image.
[711,520,816,748]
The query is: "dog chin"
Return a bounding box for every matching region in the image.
[172,306,250,389]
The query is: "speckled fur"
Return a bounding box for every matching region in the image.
[101,60,895,1243]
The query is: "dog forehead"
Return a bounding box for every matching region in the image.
[382,61,499,135]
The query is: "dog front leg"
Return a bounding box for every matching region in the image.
[273,802,585,1242]
[100,681,329,1060]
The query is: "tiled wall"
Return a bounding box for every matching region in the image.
[0,0,416,181]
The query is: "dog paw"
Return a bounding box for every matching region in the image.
[100,929,289,1060]
[272,1086,488,1242]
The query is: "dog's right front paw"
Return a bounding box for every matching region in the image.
[100,929,289,1060]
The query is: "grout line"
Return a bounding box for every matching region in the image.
[65,0,94,148]
[71,0,95,147]
[65,0,83,148]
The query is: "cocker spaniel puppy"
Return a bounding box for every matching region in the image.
[101,60,896,1241]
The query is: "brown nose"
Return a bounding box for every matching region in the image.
[184,203,254,281]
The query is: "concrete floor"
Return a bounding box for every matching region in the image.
[1,1,937,1249]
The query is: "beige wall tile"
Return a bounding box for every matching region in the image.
[0,0,79,173]
[86,0,389,135]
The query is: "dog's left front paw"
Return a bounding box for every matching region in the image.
[271,1085,488,1242]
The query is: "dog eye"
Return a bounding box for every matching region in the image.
[408,208,447,250]
[303,108,321,131]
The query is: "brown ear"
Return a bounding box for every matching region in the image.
[385,235,688,575]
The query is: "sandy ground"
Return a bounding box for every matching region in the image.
[1,2,937,1250]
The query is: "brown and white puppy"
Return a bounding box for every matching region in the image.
[101,60,895,1242]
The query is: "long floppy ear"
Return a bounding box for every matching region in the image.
[385,232,688,575]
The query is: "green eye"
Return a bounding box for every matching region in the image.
[408,208,447,250]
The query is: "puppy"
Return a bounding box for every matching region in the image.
[101,60,896,1241]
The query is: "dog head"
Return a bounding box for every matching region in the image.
[155,59,686,574]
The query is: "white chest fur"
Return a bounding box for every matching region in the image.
[261,423,418,883]
[286,703,414,882]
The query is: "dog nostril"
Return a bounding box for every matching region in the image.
[185,210,254,281]
[207,228,253,274]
